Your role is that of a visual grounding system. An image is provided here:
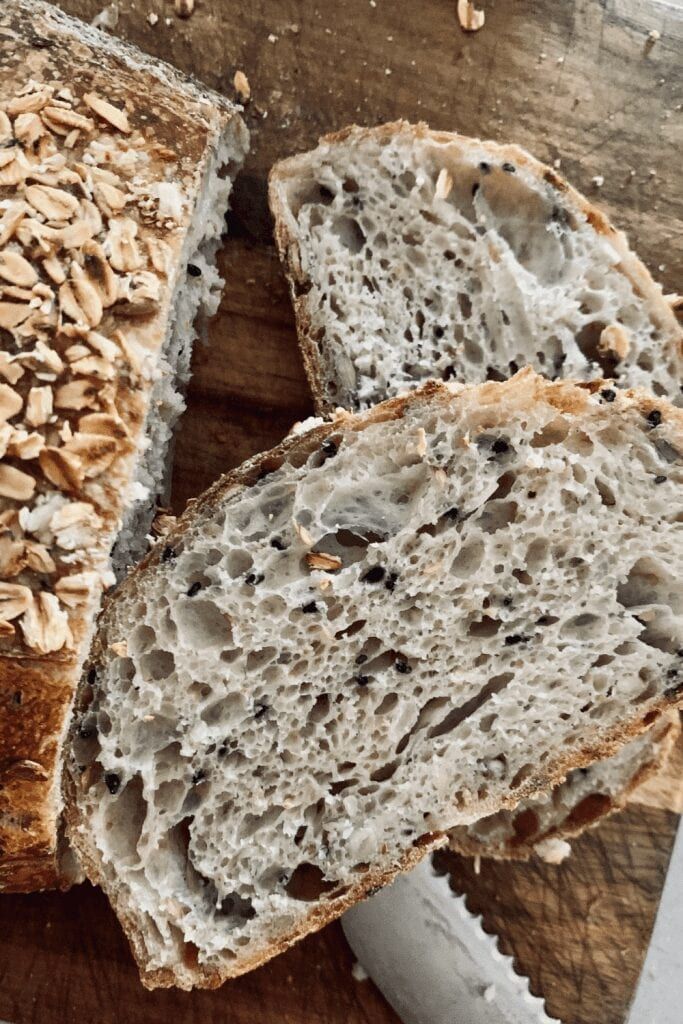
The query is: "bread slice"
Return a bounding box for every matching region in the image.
[269,121,683,859]
[269,121,683,414]
[64,369,683,988]
[0,0,248,893]
[449,713,679,862]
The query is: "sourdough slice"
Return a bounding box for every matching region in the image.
[269,121,683,414]
[448,713,679,862]
[0,0,248,893]
[65,370,683,989]
[270,121,683,859]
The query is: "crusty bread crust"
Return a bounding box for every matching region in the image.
[0,0,247,893]
[268,121,683,416]
[447,715,680,861]
[64,369,683,988]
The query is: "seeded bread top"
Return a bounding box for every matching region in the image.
[0,0,245,657]
[0,0,246,892]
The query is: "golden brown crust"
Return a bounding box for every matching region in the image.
[0,0,246,892]
[65,370,683,987]
[268,120,683,416]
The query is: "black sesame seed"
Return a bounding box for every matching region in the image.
[443,364,457,381]
[502,162,516,173]
[502,597,513,607]
[385,572,399,592]
[471,182,480,197]
[321,438,338,457]
[104,772,120,795]
[245,572,265,586]
[254,702,269,720]
[501,309,510,326]
[362,566,386,584]
[654,475,667,485]
[509,360,519,375]
[537,615,552,625]
[434,325,444,339]
[504,634,529,645]
[270,537,285,550]
[355,653,368,665]
[550,205,569,225]
[491,438,509,455]
[87,667,97,685]
[395,659,412,674]
[600,388,616,403]
[302,601,318,614]
[187,581,202,597]
[646,409,662,428]
[355,674,369,686]
[192,768,206,785]
[187,263,202,277]
[445,507,460,521]
[479,161,491,175]
[161,545,176,562]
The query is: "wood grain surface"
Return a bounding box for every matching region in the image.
[1,0,682,1022]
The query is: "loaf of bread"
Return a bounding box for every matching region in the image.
[0,0,248,892]
[65,370,683,988]
[449,713,679,861]
[269,121,682,414]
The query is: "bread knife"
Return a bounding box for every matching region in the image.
[342,855,560,1024]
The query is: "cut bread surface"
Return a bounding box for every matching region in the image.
[269,122,683,413]
[0,0,248,892]
[269,120,683,859]
[66,371,683,988]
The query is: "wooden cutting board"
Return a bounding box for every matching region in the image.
[1,1,681,1022]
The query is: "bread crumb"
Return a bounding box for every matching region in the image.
[234,70,251,102]
[553,158,561,169]
[591,175,605,188]
[457,0,485,32]
[91,2,119,30]
[483,984,496,1002]
[174,0,194,18]
[534,837,572,864]
[385,68,392,75]
[473,854,481,874]
[268,33,278,43]
[147,12,158,26]
[352,960,369,982]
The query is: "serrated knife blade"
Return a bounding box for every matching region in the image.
[342,856,559,1024]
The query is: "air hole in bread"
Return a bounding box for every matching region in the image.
[285,863,339,901]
